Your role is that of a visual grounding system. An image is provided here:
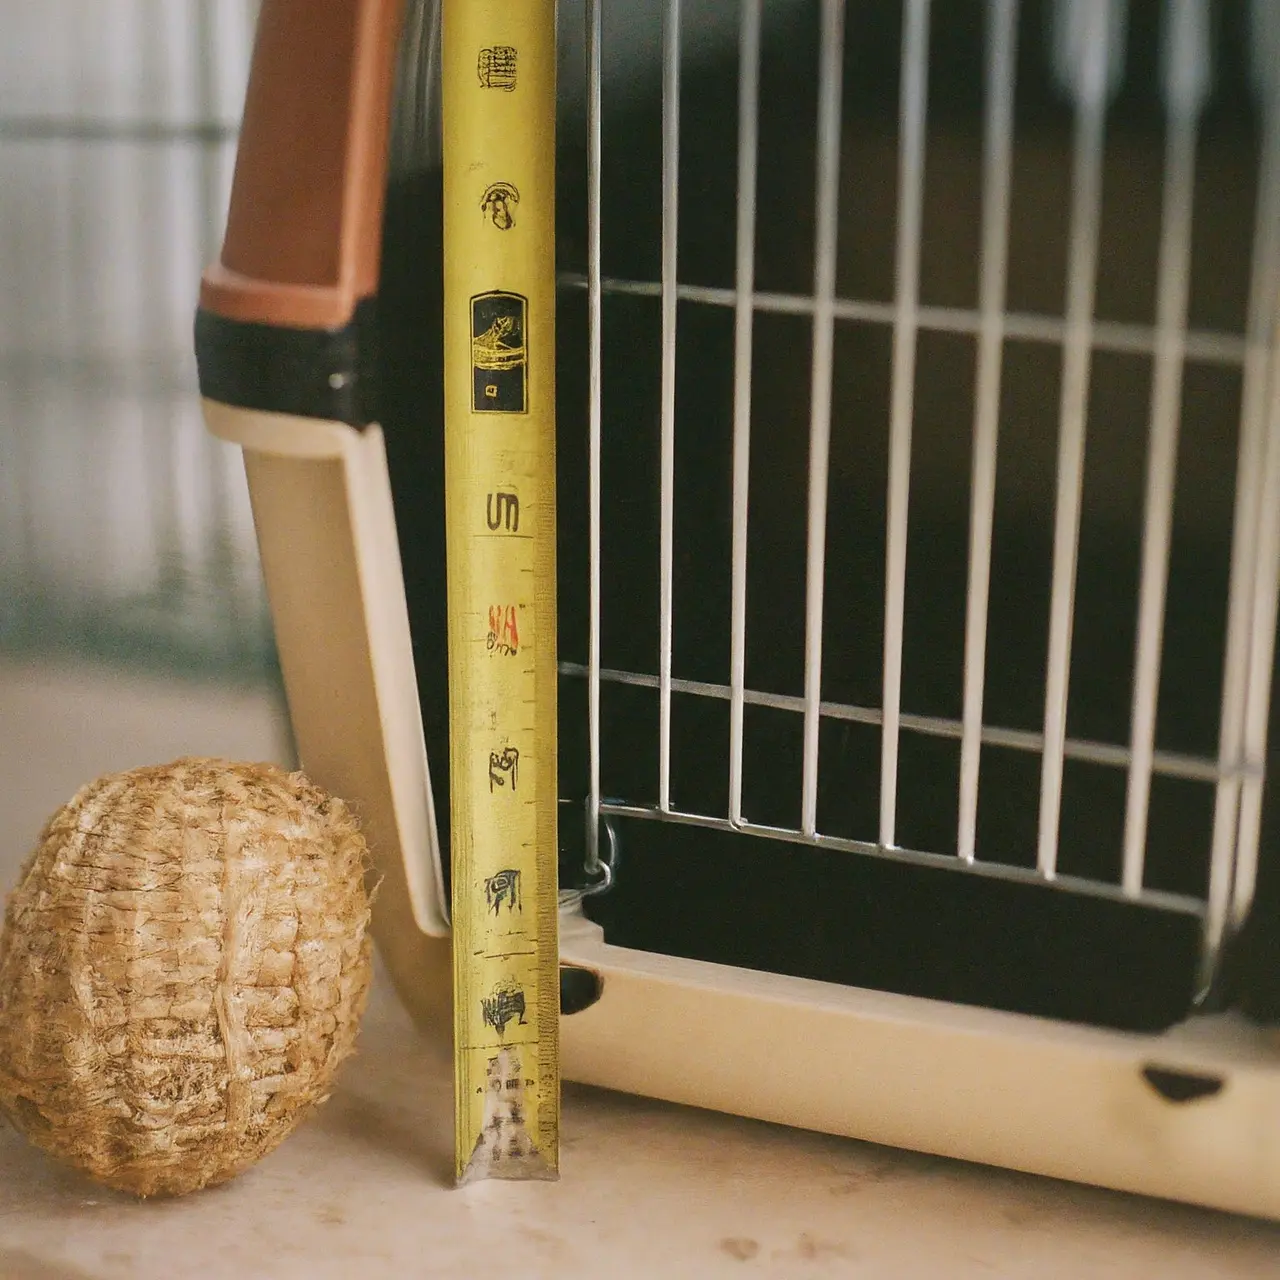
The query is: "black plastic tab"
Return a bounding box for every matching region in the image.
[194,295,379,427]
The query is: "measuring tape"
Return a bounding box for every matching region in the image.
[441,0,560,1184]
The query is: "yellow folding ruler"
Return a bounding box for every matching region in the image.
[440,0,560,1184]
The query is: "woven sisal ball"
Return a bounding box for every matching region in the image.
[0,757,374,1198]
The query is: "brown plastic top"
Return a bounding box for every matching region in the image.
[199,0,403,330]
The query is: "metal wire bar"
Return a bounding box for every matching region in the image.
[1037,0,1117,880]
[729,0,763,827]
[800,0,845,838]
[658,0,682,813]
[558,272,1248,364]
[958,0,1019,865]
[585,0,604,873]
[598,799,1206,916]
[880,0,931,850]
[558,661,1253,788]
[1122,0,1210,897]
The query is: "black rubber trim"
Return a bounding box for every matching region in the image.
[194,295,379,427]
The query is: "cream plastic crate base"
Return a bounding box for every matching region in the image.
[205,400,1280,1222]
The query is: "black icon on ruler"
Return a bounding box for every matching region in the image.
[486,490,520,532]
[489,746,519,792]
[480,181,519,230]
[473,1049,537,1167]
[484,868,522,914]
[477,46,517,91]
[471,291,527,414]
[486,605,520,656]
[482,977,527,1036]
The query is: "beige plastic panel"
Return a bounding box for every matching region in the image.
[557,916,1280,1221]
[203,401,451,1035]
[204,401,1280,1221]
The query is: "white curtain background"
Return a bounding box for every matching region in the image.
[0,1,271,677]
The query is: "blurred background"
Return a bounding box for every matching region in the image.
[1,0,273,683]
[0,1,291,855]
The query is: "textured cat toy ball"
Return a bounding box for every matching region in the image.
[0,758,374,1198]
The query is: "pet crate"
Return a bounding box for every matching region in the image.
[195,0,1280,1218]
